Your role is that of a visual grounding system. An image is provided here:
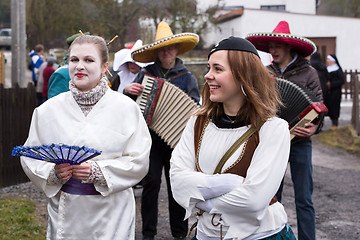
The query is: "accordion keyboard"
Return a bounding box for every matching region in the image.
[136,75,163,124]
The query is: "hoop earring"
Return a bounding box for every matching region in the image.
[241,85,247,97]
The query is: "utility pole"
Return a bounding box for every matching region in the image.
[11,0,27,88]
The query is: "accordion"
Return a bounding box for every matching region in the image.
[136,75,199,148]
[277,78,328,139]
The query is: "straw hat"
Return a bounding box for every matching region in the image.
[246,21,316,57]
[113,40,151,72]
[132,21,199,63]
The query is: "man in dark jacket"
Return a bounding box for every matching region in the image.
[247,21,322,240]
[128,21,200,240]
[311,51,329,100]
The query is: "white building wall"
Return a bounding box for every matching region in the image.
[202,9,360,70]
[198,0,315,14]
[285,0,316,14]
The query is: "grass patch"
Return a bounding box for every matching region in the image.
[315,125,360,157]
[0,198,46,240]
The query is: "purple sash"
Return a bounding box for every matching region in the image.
[61,177,101,195]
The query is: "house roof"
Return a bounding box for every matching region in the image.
[213,8,244,24]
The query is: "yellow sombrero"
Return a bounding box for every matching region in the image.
[132,21,199,63]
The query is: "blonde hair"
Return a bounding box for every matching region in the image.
[69,35,109,65]
[197,50,281,128]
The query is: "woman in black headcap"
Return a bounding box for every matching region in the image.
[326,54,345,130]
[310,51,329,100]
[170,37,295,240]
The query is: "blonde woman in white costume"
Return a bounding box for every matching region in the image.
[21,35,151,239]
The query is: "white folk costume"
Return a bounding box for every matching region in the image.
[20,80,151,240]
[170,116,290,239]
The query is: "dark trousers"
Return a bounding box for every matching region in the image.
[141,133,188,238]
[276,141,315,240]
[36,92,45,106]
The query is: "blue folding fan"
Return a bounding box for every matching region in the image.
[12,143,101,165]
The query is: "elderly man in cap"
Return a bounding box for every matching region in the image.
[129,21,200,240]
[247,21,323,240]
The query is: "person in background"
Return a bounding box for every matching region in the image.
[20,35,151,239]
[29,44,45,105]
[48,32,89,99]
[325,54,345,130]
[129,21,200,240]
[35,52,57,105]
[310,51,329,100]
[310,51,329,133]
[170,36,293,240]
[247,20,322,240]
[35,60,47,105]
[111,39,152,93]
[111,40,153,190]
[42,55,57,101]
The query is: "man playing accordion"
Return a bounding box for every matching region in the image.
[127,21,200,240]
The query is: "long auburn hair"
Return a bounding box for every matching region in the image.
[196,50,281,129]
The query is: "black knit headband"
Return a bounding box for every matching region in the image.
[209,36,260,59]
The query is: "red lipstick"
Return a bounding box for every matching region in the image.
[75,73,86,78]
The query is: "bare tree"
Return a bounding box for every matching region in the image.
[138,0,222,48]
[0,0,11,28]
[27,0,89,48]
[141,0,170,28]
[25,0,221,50]
[26,0,141,50]
[82,0,141,49]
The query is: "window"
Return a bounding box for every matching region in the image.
[0,29,11,37]
[261,5,286,11]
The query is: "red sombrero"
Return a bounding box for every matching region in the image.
[246,21,316,57]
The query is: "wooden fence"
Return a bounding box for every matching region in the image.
[343,70,357,99]
[0,83,36,188]
[343,70,360,135]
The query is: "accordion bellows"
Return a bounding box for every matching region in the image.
[277,78,328,139]
[136,75,199,148]
[12,144,101,165]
